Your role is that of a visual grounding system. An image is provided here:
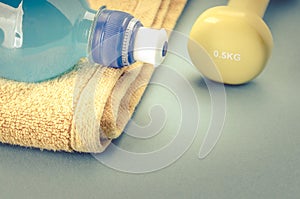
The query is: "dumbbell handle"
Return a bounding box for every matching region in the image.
[228,0,270,17]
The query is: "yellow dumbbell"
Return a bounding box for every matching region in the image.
[188,0,273,85]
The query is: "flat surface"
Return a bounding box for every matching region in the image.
[1,0,300,198]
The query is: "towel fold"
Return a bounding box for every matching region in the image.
[0,0,187,153]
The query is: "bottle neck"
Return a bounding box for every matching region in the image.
[228,0,270,17]
[74,10,96,45]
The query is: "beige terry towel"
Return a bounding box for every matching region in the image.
[0,0,187,153]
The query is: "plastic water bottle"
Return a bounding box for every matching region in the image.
[0,0,168,82]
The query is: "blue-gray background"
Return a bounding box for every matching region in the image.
[0,0,299,198]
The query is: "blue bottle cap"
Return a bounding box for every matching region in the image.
[89,8,142,68]
[89,7,168,68]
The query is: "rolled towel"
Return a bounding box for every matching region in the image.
[0,0,187,153]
